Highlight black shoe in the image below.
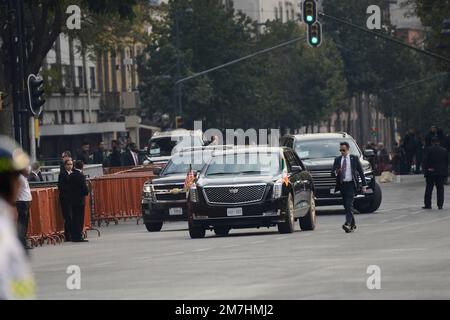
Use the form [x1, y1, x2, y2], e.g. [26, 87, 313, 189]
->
[351, 224, 357, 231]
[422, 206, 432, 210]
[342, 224, 351, 233]
[72, 239, 89, 243]
[438, 207, 443, 210]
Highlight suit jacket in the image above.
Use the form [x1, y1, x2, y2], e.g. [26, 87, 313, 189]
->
[423, 145, 449, 177]
[28, 172, 42, 182]
[57, 170, 71, 200]
[331, 154, 367, 192]
[108, 149, 122, 167]
[122, 149, 139, 166]
[68, 169, 89, 206]
[93, 150, 106, 165]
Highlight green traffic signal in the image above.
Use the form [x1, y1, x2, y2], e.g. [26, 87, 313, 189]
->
[303, 0, 317, 25]
[306, 15, 313, 23]
[307, 22, 322, 48]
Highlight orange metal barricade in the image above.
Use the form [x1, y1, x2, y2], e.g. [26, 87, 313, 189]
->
[90, 172, 155, 226]
[27, 187, 96, 247]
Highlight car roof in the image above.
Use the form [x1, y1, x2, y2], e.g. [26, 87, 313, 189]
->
[285, 132, 353, 141]
[151, 129, 203, 139]
[211, 145, 289, 156]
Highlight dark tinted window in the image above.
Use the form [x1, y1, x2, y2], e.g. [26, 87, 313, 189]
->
[294, 138, 360, 159]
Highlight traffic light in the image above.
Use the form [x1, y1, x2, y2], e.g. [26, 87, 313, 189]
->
[307, 22, 322, 47]
[175, 116, 183, 129]
[302, 0, 318, 25]
[27, 74, 45, 116]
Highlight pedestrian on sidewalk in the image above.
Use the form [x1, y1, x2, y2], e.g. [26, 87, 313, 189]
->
[16, 168, 33, 250]
[0, 135, 35, 299]
[69, 160, 89, 242]
[422, 136, 448, 210]
[332, 142, 367, 233]
[58, 158, 73, 241]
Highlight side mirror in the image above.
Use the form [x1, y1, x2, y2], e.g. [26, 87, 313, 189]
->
[291, 165, 302, 174]
[153, 167, 162, 176]
[363, 149, 375, 158]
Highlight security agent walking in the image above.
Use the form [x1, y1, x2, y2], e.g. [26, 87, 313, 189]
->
[69, 161, 89, 242]
[422, 136, 448, 210]
[332, 142, 368, 233]
[58, 158, 73, 241]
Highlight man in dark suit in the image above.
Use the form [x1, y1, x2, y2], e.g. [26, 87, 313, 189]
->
[76, 141, 91, 165]
[332, 141, 367, 233]
[93, 141, 107, 166]
[107, 140, 122, 167]
[69, 160, 90, 242]
[122, 142, 140, 167]
[28, 162, 43, 182]
[58, 158, 73, 241]
[422, 136, 448, 210]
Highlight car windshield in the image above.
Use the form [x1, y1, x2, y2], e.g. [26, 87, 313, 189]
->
[148, 135, 203, 157]
[205, 152, 281, 177]
[294, 139, 361, 159]
[162, 153, 210, 175]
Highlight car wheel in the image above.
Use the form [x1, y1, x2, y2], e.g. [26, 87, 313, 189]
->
[355, 182, 382, 213]
[278, 193, 295, 234]
[299, 191, 316, 231]
[145, 222, 163, 232]
[189, 221, 206, 239]
[214, 226, 230, 236]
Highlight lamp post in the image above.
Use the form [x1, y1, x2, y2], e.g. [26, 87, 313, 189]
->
[173, 5, 193, 124]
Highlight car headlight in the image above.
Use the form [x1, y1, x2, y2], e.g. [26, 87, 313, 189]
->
[143, 184, 153, 200]
[272, 180, 283, 199]
[190, 184, 198, 202]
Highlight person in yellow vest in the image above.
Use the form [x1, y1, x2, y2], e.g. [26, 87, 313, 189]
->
[0, 135, 36, 299]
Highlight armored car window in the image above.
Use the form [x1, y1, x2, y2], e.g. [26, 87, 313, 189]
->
[294, 139, 360, 159]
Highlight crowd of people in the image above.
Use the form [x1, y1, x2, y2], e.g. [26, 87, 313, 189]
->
[71, 138, 142, 168]
[365, 126, 450, 176]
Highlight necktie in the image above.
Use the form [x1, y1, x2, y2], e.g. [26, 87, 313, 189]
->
[341, 156, 347, 182]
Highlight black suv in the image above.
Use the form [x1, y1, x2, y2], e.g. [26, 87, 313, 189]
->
[141, 147, 227, 232]
[281, 133, 381, 213]
[187, 146, 316, 238]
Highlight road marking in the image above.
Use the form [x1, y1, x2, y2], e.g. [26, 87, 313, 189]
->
[274, 237, 285, 240]
[91, 262, 114, 267]
[249, 240, 266, 245]
[192, 248, 212, 252]
[221, 244, 240, 249]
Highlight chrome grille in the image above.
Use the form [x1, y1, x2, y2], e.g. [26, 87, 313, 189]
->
[310, 170, 335, 188]
[152, 183, 186, 202]
[203, 184, 267, 205]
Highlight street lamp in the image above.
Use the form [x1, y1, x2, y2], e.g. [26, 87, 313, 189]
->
[173, 6, 193, 124]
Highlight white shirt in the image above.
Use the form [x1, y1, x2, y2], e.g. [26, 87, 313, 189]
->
[16, 174, 32, 202]
[0, 198, 36, 299]
[340, 154, 353, 182]
[132, 151, 139, 165]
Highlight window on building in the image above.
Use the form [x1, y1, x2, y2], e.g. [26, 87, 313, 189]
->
[274, 7, 278, 20]
[90, 67, 96, 90]
[77, 66, 84, 89]
[279, 2, 283, 21]
[61, 111, 66, 124]
[63, 65, 72, 88]
[291, 8, 295, 20]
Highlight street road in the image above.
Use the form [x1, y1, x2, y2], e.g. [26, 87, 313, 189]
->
[31, 175, 450, 299]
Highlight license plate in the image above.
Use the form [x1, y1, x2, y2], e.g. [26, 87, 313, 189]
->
[169, 207, 183, 216]
[330, 188, 335, 194]
[227, 208, 243, 217]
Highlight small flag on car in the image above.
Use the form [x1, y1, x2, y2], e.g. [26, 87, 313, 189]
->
[184, 164, 195, 191]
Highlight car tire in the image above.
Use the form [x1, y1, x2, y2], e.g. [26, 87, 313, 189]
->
[145, 222, 163, 232]
[214, 226, 230, 236]
[355, 182, 382, 213]
[299, 191, 316, 231]
[278, 193, 295, 234]
[189, 221, 206, 239]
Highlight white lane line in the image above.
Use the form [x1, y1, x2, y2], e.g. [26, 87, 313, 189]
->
[192, 248, 212, 253]
[91, 262, 114, 267]
[249, 240, 266, 245]
[221, 244, 240, 249]
[275, 237, 285, 240]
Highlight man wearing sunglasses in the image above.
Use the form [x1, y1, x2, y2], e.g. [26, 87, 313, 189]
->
[332, 142, 367, 233]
